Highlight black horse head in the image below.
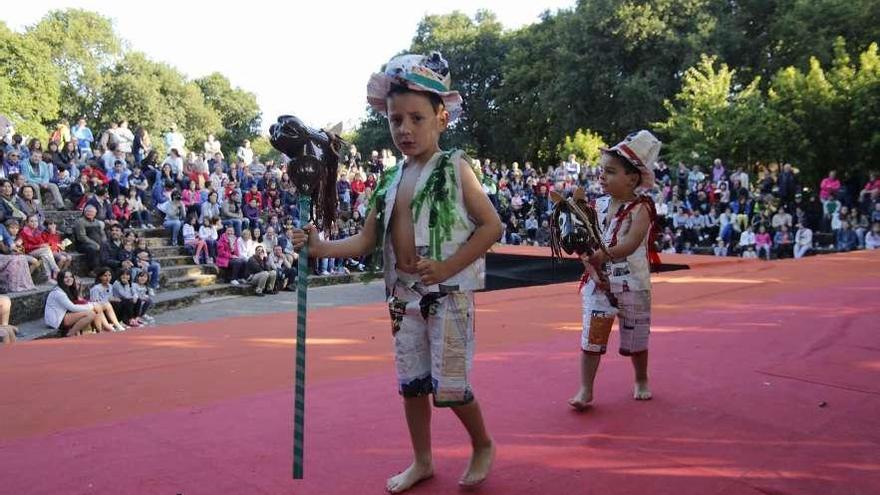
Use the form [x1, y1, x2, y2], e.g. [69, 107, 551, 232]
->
[269, 115, 342, 224]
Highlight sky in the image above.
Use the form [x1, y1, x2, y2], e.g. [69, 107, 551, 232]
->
[6, 0, 576, 133]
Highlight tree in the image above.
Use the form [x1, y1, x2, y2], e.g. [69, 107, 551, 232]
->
[0, 22, 60, 139]
[195, 73, 262, 158]
[26, 9, 121, 121]
[558, 129, 607, 165]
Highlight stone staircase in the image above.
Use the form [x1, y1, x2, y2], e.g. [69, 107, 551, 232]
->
[8, 211, 247, 332]
[8, 209, 372, 337]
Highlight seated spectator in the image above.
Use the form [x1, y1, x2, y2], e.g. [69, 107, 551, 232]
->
[794, 223, 813, 258]
[6, 219, 41, 276]
[183, 214, 209, 264]
[20, 214, 59, 283]
[68, 173, 90, 209]
[86, 186, 117, 227]
[0, 179, 27, 225]
[159, 191, 186, 246]
[42, 219, 72, 273]
[74, 205, 106, 273]
[107, 160, 131, 199]
[21, 150, 65, 209]
[200, 191, 221, 224]
[0, 294, 16, 344]
[217, 225, 247, 284]
[126, 187, 151, 228]
[243, 197, 262, 233]
[133, 237, 161, 291]
[16, 184, 46, 225]
[835, 221, 859, 252]
[200, 217, 219, 261]
[182, 179, 202, 218]
[535, 219, 551, 247]
[80, 158, 110, 187]
[246, 245, 277, 296]
[865, 222, 880, 250]
[88, 267, 128, 331]
[111, 268, 142, 327]
[0, 227, 35, 292]
[111, 195, 132, 228]
[269, 244, 297, 291]
[44, 271, 101, 336]
[222, 190, 248, 237]
[131, 270, 154, 323]
[755, 225, 772, 260]
[737, 226, 757, 253]
[773, 224, 794, 258]
[100, 224, 132, 272]
[713, 239, 728, 257]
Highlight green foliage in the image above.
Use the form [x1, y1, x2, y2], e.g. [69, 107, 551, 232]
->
[558, 129, 607, 165]
[0, 22, 60, 139]
[26, 9, 121, 121]
[353, 110, 395, 157]
[250, 135, 281, 162]
[195, 73, 262, 158]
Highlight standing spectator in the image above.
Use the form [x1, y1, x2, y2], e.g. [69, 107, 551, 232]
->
[236, 139, 254, 165]
[794, 223, 813, 258]
[164, 123, 186, 156]
[115, 120, 135, 154]
[204, 134, 222, 160]
[819, 170, 841, 203]
[22, 151, 65, 209]
[74, 205, 105, 273]
[246, 244, 277, 296]
[72, 118, 95, 158]
[132, 127, 151, 165]
[100, 122, 119, 151]
[777, 163, 798, 206]
[835, 221, 859, 252]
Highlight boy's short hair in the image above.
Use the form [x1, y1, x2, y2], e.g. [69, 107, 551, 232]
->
[387, 83, 445, 114]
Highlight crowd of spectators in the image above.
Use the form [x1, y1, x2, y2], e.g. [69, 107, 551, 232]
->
[2, 114, 878, 334]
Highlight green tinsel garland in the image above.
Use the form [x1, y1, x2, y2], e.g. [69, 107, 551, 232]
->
[365, 151, 464, 274]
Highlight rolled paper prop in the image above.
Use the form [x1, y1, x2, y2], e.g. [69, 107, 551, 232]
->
[269, 115, 342, 479]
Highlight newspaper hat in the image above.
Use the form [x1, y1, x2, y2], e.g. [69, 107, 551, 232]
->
[601, 130, 661, 190]
[367, 52, 463, 122]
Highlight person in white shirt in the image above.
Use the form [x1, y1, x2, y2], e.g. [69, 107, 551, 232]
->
[738, 226, 757, 252]
[115, 120, 135, 153]
[236, 139, 254, 165]
[164, 123, 186, 155]
[794, 223, 813, 258]
[204, 134, 222, 158]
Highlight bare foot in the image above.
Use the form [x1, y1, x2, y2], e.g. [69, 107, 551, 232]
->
[459, 442, 495, 488]
[633, 381, 652, 400]
[568, 387, 593, 411]
[386, 462, 433, 494]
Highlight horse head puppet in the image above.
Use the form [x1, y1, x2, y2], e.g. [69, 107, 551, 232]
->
[548, 188, 609, 261]
[269, 115, 344, 224]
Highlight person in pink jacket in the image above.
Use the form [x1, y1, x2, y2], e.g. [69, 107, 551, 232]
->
[216, 225, 246, 284]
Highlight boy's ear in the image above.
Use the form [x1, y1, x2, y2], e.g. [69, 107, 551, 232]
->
[549, 191, 563, 204]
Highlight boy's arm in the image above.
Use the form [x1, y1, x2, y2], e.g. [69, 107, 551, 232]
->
[591, 203, 651, 263]
[299, 208, 378, 259]
[416, 157, 502, 285]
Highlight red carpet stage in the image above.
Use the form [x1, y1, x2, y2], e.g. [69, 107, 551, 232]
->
[2, 250, 879, 494]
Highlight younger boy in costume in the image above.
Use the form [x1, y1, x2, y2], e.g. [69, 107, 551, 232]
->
[568, 130, 662, 411]
[293, 52, 502, 493]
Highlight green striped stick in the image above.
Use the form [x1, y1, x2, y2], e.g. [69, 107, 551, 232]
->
[292, 195, 311, 479]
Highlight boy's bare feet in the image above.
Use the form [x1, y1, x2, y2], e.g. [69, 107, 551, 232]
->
[386, 462, 434, 494]
[633, 380, 652, 400]
[568, 387, 593, 411]
[459, 442, 494, 488]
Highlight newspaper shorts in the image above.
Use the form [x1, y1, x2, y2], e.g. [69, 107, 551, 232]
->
[388, 280, 475, 407]
[581, 288, 651, 356]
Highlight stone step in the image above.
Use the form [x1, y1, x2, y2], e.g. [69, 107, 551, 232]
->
[144, 237, 171, 248]
[155, 255, 198, 268]
[135, 227, 169, 238]
[162, 274, 220, 291]
[159, 264, 219, 282]
[147, 245, 189, 258]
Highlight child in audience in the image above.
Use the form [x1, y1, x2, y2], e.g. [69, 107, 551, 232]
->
[111, 268, 141, 327]
[183, 214, 208, 264]
[132, 270, 155, 323]
[88, 267, 127, 331]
